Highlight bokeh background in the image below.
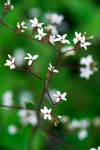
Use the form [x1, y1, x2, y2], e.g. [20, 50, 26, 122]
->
[0, 0, 100, 150]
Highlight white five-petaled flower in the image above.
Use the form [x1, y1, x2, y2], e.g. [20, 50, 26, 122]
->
[48, 63, 59, 73]
[35, 28, 46, 40]
[45, 13, 64, 25]
[80, 67, 94, 79]
[80, 55, 93, 67]
[55, 34, 70, 44]
[90, 146, 100, 150]
[17, 21, 27, 33]
[4, 54, 15, 69]
[41, 106, 52, 120]
[73, 32, 82, 44]
[24, 53, 39, 65]
[30, 17, 44, 28]
[53, 91, 67, 102]
[49, 34, 56, 45]
[80, 36, 91, 50]
[4, 0, 14, 10]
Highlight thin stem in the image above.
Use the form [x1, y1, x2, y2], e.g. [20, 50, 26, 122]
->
[16, 66, 44, 82]
[0, 20, 59, 54]
[41, 127, 76, 150]
[37, 83, 46, 126]
[47, 53, 61, 86]
[0, 104, 36, 111]
[27, 127, 38, 150]
[45, 86, 54, 105]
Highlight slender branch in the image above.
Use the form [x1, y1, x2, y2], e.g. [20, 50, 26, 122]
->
[47, 52, 61, 86]
[45, 86, 54, 105]
[27, 127, 38, 150]
[0, 104, 36, 111]
[37, 83, 46, 126]
[16, 66, 44, 82]
[0, 20, 59, 54]
[41, 127, 76, 150]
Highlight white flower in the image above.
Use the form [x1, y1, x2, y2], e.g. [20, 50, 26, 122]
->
[30, 17, 44, 28]
[45, 25, 58, 35]
[19, 90, 33, 108]
[55, 34, 70, 44]
[4, 54, 15, 69]
[14, 48, 25, 66]
[67, 119, 79, 130]
[18, 110, 38, 126]
[8, 125, 17, 135]
[35, 28, 46, 40]
[41, 106, 52, 120]
[49, 34, 56, 45]
[48, 63, 59, 73]
[4, 0, 14, 10]
[17, 21, 27, 33]
[78, 129, 88, 140]
[53, 91, 67, 102]
[2, 91, 13, 107]
[73, 32, 82, 44]
[80, 67, 94, 79]
[90, 146, 100, 150]
[80, 55, 93, 67]
[24, 53, 39, 65]
[80, 36, 91, 50]
[46, 13, 64, 25]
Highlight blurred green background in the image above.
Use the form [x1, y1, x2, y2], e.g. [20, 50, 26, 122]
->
[0, 0, 100, 150]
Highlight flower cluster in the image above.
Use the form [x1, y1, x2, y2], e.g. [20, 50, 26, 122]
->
[73, 32, 93, 50]
[4, 0, 14, 13]
[79, 55, 97, 79]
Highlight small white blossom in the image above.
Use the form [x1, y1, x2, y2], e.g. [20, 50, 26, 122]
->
[80, 67, 94, 79]
[24, 53, 39, 65]
[46, 13, 64, 25]
[19, 90, 33, 108]
[49, 34, 56, 45]
[2, 91, 13, 107]
[18, 110, 37, 126]
[45, 25, 58, 35]
[4, 54, 15, 69]
[80, 36, 91, 50]
[4, 0, 14, 10]
[80, 55, 93, 67]
[53, 91, 67, 102]
[30, 17, 44, 28]
[17, 21, 27, 33]
[41, 106, 52, 120]
[48, 63, 59, 73]
[78, 129, 88, 140]
[8, 125, 17, 135]
[55, 34, 70, 44]
[67, 119, 79, 130]
[35, 28, 46, 40]
[73, 32, 82, 44]
[14, 48, 25, 66]
[90, 146, 100, 150]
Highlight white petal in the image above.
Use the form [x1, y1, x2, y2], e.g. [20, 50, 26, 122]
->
[28, 60, 33, 65]
[33, 55, 39, 60]
[48, 114, 51, 120]
[57, 91, 61, 96]
[41, 109, 45, 114]
[44, 114, 48, 120]
[56, 98, 60, 102]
